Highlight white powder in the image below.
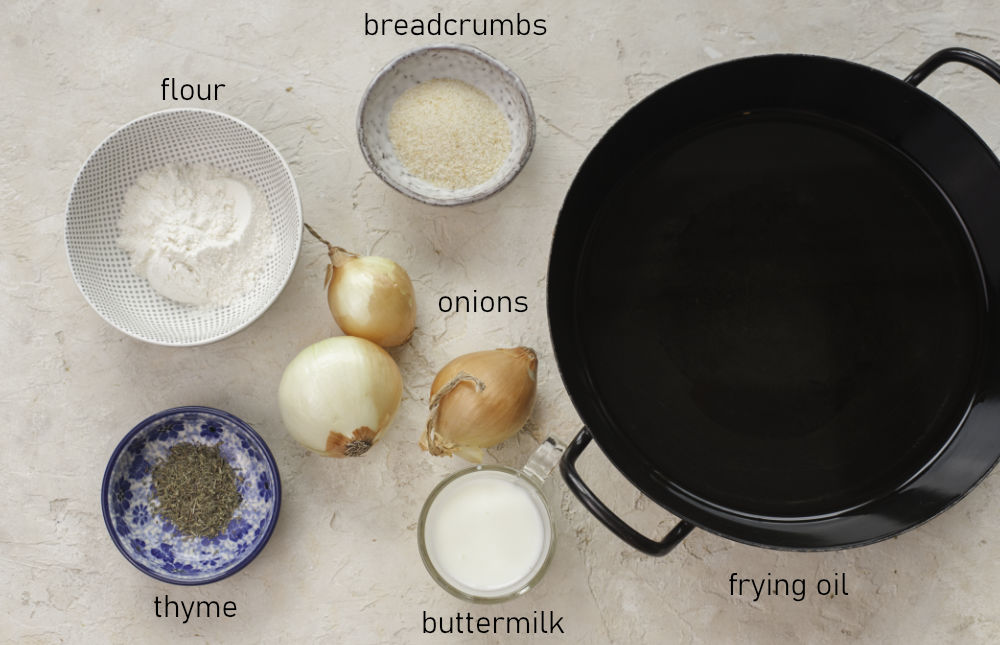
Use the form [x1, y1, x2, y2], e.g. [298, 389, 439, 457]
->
[387, 78, 511, 190]
[117, 163, 275, 306]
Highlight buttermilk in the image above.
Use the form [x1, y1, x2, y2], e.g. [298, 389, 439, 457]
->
[422, 610, 564, 635]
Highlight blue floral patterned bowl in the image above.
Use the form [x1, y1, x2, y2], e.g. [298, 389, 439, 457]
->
[101, 406, 281, 585]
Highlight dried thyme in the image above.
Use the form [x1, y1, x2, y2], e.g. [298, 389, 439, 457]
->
[151, 442, 242, 538]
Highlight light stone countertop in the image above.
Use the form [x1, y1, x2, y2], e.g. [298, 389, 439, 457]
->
[4, 1, 1000, 643]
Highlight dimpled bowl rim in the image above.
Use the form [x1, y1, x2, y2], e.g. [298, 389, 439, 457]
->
[100, 406, 282, 585]
[357, 43, 536, 206]
[64, 108, 303, 347]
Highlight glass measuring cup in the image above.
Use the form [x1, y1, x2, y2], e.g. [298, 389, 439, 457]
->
[417, 437, 565, 603]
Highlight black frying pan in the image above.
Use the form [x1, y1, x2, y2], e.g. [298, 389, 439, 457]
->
[548, 48, 1000, 554]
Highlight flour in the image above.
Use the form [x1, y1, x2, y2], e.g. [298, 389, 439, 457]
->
[117, 163, 275, 306]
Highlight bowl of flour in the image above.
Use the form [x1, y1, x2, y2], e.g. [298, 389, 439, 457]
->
[66, 109, 302, 345]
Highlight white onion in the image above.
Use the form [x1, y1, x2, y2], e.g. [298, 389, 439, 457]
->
[278, 336, 402, 457]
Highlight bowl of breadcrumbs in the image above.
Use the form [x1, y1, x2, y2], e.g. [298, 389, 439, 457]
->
[358, 43, 535, 206]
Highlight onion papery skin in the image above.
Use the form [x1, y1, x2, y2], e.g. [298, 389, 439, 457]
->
[421, 347, 538, 462]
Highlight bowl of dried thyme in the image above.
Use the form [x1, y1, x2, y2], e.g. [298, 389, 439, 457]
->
[101, 406, 281, 585]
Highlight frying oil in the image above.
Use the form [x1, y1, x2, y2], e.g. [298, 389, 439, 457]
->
[424, 470, 549, 595]
[581, 111, 982, 516]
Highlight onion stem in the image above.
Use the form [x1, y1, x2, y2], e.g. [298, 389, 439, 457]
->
[303, 222, 358, 267]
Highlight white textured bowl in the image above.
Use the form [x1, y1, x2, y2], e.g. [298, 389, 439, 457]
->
[65, 109, 302, 346]
[358, 44, 536, 206]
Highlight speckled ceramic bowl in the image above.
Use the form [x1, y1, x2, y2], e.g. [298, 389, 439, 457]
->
[101, 406, 281, 585]
[65, 108, 302, 346]
[358, 44, 536, 206]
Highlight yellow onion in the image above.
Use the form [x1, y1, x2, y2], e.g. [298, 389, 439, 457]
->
[305, 223, 416, 347]
[420, 347, 538, 462]
[278, 336, 402, 457]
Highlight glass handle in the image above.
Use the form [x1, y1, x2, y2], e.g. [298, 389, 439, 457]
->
[521, 436, 566, 487]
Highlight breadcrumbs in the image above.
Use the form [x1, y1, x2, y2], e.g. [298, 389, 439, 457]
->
[387, 78, 511, 190]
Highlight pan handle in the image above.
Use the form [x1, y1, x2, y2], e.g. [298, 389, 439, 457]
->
[905, 47, 1000, 87]
[560, 427, 695, 556]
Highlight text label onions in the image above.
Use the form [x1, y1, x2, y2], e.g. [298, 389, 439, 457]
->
[279, 336, 403, 457]
[420, 347, 537, 462]
[305, 223, 416, 347]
